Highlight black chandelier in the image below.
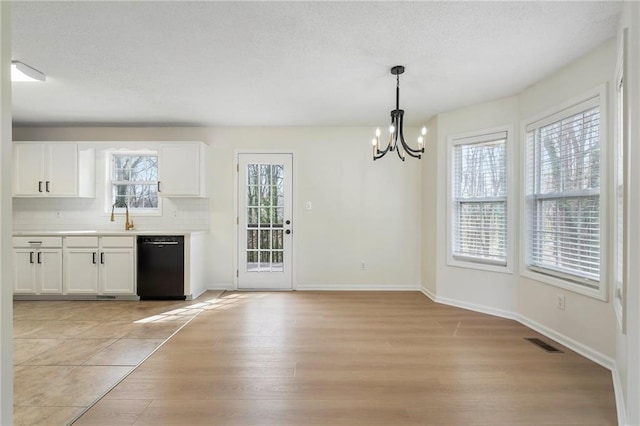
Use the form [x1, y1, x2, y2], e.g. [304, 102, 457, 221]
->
[372, 65, 426, 161]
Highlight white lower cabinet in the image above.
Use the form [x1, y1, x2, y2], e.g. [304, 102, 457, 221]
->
[100, 248, 135, 294]
[13, 237, 63, 295]
[64, 236, 135, 296]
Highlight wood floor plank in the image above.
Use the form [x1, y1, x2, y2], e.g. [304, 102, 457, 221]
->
[76, 291, 618, 425]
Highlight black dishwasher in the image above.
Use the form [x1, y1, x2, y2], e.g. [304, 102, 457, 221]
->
[137, 236, 186, 300]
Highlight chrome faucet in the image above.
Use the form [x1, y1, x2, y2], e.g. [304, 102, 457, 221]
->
[110, 202, 134, 230]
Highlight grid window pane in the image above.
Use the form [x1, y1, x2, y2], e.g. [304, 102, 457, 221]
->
[526, 103, 601, 286]
[245, 162, 287, 273]
[247, 230, 258, 250]
[111, 154, 158, 210]
[247, 208, 258, 228]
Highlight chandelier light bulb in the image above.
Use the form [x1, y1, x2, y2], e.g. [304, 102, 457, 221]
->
[389, 125, 395, 134]
[421, 126, 427, 136]
[371, 138, 377, 146]
[418, 136, 424, 145]
[375, 128, 381, 137]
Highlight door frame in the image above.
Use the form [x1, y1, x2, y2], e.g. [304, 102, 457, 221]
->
[233, 150, 297, 290]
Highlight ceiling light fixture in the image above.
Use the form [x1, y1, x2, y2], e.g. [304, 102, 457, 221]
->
[372, 65, 426, 161]
[11, 61, 46, 82]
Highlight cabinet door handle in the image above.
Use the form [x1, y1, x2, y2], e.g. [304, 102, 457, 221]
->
[157, 181, 161, 192]
[100, 252, 105, 264]
[37, 252, 42, 264]
[38, 181, 43, 193]
[45, 181, 50, 192]
[92, 252, 97, 264]
[29, 252, 34, 264]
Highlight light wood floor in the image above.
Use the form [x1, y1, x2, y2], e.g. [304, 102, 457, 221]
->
[74, 291, 617, 426]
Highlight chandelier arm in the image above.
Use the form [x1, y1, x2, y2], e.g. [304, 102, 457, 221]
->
[396, 143, 405, 161]
[398, 119, 425, 155]
[401, 139, 425, 154]
[402, 148, 422, 159]
[376, 142, 392, 157]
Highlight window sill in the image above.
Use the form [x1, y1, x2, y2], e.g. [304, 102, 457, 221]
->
[447, 257, 512, 274]
[520, 268, 607, 301]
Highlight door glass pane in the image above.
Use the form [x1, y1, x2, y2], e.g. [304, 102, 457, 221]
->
[247, 251, 258, 272]
[247, 164, 258, 185]
[260, 186, 271, 207]
[247, 230, 258, 250]
[260, 251, 271, 271]
[273, 230, 283, 249]
[260, 208, 271, 226]
[247, 186, 258, 207]
[260, 164, 271, 186]
[272, 251, 284, 272]
[245, 161, 287, 274]
[272, 208, 283, 226]
[260, 230, 271, 250]
[247, 208, 258, 228]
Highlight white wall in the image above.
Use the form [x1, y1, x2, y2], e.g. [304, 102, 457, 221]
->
[207, 127, 421, 290]
[12, 126, 422, 291]
[424, 40, 618, 365]
[0, 2, 12, 423]
[517, 40, 617, 360]
[429, 96, 520, 316]
[421, 116, 438, 297]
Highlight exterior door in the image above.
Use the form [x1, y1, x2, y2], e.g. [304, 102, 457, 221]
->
[238, 153, 293, 289]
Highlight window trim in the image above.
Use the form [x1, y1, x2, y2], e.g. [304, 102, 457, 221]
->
[519, 85, 608, 301]
[105, 150, 162, 216]
[446, 125, 514, 274]
[613, 29, 627, 331]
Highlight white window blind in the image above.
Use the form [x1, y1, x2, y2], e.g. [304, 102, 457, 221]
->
[452, 132, 507, 266]
[525, 100, 601, 287]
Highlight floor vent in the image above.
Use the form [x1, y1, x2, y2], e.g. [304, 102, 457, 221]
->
[97, 295, 117, 299]
[524, 337, 563, 353]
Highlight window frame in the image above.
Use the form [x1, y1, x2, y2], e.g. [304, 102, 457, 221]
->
[446, 125, 514, 274]
[613, 29, 627, 330]
[105, 150, 162, 216]
[520, 85, 608, 301]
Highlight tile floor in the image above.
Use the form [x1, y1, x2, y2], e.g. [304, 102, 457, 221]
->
[13, 291, 224, 426]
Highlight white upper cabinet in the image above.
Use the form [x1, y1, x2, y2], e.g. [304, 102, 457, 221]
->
[13, 142, 95, 197]
[158, 142, 207, 197]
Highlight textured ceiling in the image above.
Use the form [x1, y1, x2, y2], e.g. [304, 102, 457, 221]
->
[11, 1, 622, 127]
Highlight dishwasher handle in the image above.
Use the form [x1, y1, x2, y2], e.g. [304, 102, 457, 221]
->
[142, 241, 180, 245]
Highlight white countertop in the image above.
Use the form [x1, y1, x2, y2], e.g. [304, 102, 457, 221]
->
[13, 230, 207, 236]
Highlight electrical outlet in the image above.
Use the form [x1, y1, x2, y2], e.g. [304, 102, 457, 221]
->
[557, 295, 565, 311]
[172, 210, 178, 218]
[360, 262, 366, 270]
[305, 201, 313, 210]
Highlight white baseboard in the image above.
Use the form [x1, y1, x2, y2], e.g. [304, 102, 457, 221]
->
[420, 286, 437, 301]
[207, 284, 234, 291]
[612, 365, 628, 426]
[419, 288, 615, 370]
[516, 314, 615, 370]
[296, 283, 419, 291]
[420, 288, 516, 320]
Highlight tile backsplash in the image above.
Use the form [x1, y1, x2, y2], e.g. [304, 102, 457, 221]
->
[13, 197, 209, 231]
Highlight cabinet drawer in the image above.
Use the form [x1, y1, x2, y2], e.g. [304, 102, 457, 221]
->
[13, 236, 62, 248]
[65, 236, 99, 247]
[101, 236, 135, 248]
